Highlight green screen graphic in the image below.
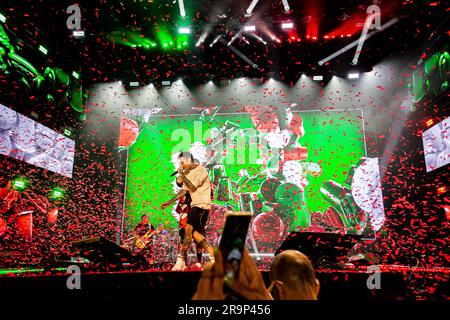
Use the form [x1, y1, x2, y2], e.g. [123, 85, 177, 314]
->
[123, 110, 368, 250]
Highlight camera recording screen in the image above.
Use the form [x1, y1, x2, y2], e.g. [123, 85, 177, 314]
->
[220, 214, 252, 281]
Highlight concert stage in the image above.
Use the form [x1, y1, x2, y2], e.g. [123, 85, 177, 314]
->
[0, 266, 448, 300]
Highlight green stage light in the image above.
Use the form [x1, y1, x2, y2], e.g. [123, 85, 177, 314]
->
[178, 27, 191, 34]
[12, 177, 28, 191]
[0, 13, 6, 23]
[51, 188, 66, 200]
[163, 43, 168, 47]
[63, 128, 73, 137]
[38, 45, 48, 55]
[151, 42, 157, 47]
[72, 71, 80, 79]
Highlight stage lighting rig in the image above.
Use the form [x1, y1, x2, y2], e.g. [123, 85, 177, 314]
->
[245, 0, 260, 17]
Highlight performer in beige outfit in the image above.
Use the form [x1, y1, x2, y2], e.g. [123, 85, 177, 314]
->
[161, 152, 215, 271]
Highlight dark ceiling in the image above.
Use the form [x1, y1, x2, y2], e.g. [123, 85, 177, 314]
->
[0, 0, 448, 87]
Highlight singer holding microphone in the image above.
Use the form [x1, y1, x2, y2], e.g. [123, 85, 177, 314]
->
[161, 152, 215, 271]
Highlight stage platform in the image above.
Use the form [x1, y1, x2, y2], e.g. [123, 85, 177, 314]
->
[0, 266, 448, 300]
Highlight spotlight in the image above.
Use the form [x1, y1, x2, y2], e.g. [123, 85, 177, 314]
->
[281, 0, 291, 12]
[281, 22, 294, 29]
[129, 81, 139, 87]
[246, 32, 267, 45]
[50, 188, 66, 201]
[228, 32, 241, 46]
[178, 0, 186, 18]
[245, 0, 260, 17]
[162, 80, 171, 86]
[437, 186, 447, 195]
[72, 71, 80, 80]
[208, 80, 213, 85]
[444, 205, 450, 222]
[0, 12, 6, 23]
[72, 30, 85, 38]
[426, 119, 434, 127]
[269, 78, 274, 83]
[217, 8, 227, 19]
[196, 32, 208, 47]
[38, 45, 48, 55]
[179, 27, 191, 34]
[348, 72, 359, 79]
[210, 35, 221, 47]
[244, 25, 256, 32]
[12, 177, 28, 191]
[63, 128, 73, 137]
[313, 75, 323, 81]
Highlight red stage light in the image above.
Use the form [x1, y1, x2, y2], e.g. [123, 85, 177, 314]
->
[426, 119, 434, 127]
[437, 186, 447, 194]
[444, 205, 450, 221]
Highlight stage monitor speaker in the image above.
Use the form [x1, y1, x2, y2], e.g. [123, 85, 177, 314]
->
[72, 236, 148, 270]
[275, 232, 362, 267]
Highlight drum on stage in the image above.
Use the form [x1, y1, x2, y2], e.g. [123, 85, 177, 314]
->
[259, 178, 281, 203]
[275, 182, 308, 229]
[210, 164, 226, 187]
[238, 192, 263, 216]
[216, 177, 233, 202]
[275, 182, 304, 209]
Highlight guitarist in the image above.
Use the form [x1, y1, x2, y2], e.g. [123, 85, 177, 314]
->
[133, 214, 155, 262]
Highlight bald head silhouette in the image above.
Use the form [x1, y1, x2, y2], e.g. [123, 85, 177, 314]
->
[270, 250, 320, 300]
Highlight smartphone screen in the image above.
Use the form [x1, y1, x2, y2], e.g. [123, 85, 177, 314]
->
[219, 212, 252, 286]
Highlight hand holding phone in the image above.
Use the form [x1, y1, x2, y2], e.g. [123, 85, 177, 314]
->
[219, 212, 252, 289]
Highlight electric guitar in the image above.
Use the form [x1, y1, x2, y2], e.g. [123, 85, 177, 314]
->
[134, 229, 157, 250]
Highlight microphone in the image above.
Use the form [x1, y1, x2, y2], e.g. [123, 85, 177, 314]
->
[170, 171, 178, 177]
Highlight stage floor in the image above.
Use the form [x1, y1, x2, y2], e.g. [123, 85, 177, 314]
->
[0, 266, 448, 300]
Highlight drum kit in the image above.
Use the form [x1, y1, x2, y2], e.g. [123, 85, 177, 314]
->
[208, 161, 311, 256]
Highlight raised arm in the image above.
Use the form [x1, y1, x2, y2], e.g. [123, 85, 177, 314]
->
[161, 189, 188, 209]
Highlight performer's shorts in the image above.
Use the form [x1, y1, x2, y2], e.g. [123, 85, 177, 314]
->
[187, 206, 209, 234]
